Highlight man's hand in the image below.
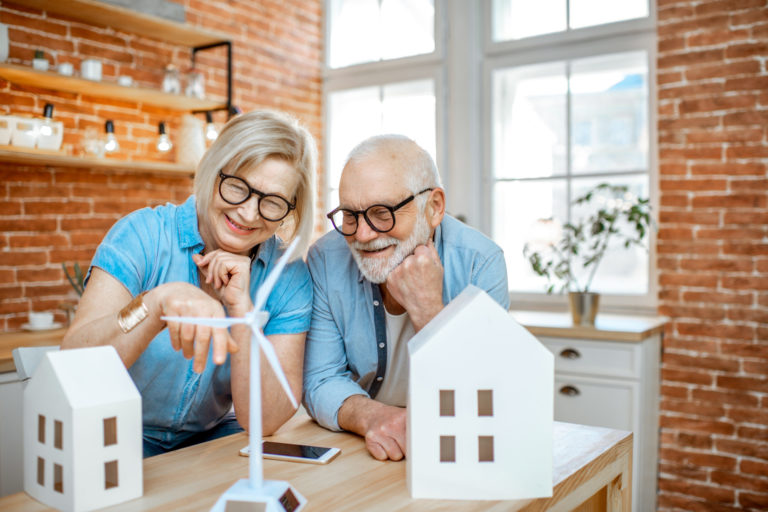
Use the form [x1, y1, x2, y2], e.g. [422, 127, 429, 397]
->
[338, 395, 407, 461]
[386, 239, 443, 331]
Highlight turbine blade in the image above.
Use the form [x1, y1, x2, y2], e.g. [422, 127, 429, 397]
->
[161, 315, 243, 328]
[254, 329, 298, 410]
[253, 237, 301, 312]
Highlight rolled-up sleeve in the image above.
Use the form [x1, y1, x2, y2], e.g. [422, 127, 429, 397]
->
[302, 244, 368, 431]
[472, 248, 510, 310]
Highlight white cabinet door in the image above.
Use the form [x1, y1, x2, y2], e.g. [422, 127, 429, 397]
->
[553, 375, 639, 433]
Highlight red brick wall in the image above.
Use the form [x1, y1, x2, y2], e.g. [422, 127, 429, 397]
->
[0, 0, 323, 330]
[657, 1, 768, 510]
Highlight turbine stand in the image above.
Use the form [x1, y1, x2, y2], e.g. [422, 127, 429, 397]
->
[210, 479, 307, 512]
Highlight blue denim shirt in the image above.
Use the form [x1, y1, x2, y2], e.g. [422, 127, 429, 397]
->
[303, 215, 509, 431]
[88, 195, 312, 444]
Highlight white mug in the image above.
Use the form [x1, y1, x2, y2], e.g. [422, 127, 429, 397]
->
[81, 59, 102, 81]
[11, 117, 39, 148]
[58, 62, 74, 76]
[28, 311, 54, 328]
[0, 115, 14, 145]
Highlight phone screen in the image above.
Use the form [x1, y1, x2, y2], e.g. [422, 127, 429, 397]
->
[263, 441, 331, 459]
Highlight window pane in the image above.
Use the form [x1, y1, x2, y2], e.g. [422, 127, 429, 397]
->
[382, 80, 436, 162]
[570, 175, 650, 294]
[493, 179, 567, 293]
[329, 0, 434, 68]
[54, 420, 62, 450]
[439, 390, 455, 416]
[479, 436, 495, 462]
[571, 52, 648, 174]
[478, 390, 494, 416]
[492, 0, 565, 41]
[570, 0, 649, 29]
[440, 435, 456, 462]
[493, 63, 567, 179]
[104, 417, 117, 446]
[381, 0, 435, 61]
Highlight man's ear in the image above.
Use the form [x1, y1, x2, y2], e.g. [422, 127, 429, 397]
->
[425, 188, 446, 229]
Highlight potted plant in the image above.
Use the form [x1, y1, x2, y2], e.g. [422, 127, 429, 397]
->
[523, 183, 653, 325]
[60, 262, 85, 325]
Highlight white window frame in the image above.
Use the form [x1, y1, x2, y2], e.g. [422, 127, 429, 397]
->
[481, 1, 658, 314]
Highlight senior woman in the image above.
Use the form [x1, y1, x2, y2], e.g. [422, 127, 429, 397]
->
[62, 110, 317, 457]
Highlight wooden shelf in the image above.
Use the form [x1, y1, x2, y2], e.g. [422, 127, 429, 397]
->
[0, 63, 225, 111]
[0, 146, 195, 176]
[19, 0, 230, 47]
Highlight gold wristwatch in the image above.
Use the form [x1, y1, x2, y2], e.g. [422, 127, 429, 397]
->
[117, 291, 149, 333]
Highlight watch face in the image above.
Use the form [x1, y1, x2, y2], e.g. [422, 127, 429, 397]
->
[278, 488, 300, 512]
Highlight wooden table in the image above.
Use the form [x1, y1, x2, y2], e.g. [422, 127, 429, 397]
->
[0, 328, 66, 372]
[0, 412, 632, 511]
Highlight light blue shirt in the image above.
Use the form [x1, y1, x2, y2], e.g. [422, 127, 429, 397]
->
[303, 215, 510, 431]
[88, 195, 312, 444]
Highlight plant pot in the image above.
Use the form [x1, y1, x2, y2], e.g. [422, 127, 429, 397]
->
[568, 291, 600, 326]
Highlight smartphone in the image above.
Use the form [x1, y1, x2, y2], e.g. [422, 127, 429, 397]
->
[239, 441, 341, 465]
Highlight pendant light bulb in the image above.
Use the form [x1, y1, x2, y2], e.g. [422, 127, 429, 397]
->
[204, 111, 218, 141]
[104, 120, 119, 154]
[156, 121, 173, 153]
[39, 103, 55, 137]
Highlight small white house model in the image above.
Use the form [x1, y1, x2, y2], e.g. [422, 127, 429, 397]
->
[407, 285, 554, 500]
[23, 345, 142, 512]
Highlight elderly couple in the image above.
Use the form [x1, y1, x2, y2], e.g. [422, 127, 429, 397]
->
[63, 110, 509, 460]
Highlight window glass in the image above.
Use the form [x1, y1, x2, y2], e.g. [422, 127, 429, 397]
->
[329, 0, 434, 68]
[492, 0, 565, 41]
[493, 62, 567, 179]
[571, 52, 648, 174]
[492, 0, 649, 41]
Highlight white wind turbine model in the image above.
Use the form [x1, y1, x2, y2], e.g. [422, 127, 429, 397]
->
[163, 238, 306, 512]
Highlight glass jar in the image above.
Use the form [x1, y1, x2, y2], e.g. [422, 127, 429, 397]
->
[162, 64, 181, 94]
[185, 68, 205, 99]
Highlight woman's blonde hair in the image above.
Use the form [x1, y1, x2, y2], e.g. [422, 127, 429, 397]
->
[194, 110, 317, 258]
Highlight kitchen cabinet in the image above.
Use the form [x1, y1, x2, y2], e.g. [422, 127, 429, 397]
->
[513, 310, 666, 512]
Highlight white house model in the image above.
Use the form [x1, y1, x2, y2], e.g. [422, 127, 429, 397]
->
[23, 345, 142, 512]
[407, 285, 554, 500]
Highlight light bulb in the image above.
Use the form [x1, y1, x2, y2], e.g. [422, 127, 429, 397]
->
[104, 120, 119, 154]
[39, 103, 54, 137]
[156, 121, 173, 152]
[204, 111, 218, 141]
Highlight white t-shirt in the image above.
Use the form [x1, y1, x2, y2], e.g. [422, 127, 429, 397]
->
[374, 309, 416, 407]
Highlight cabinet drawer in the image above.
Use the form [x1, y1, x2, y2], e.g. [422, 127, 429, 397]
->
[553, 375, 638, 432]
[539, 336, 641, 379]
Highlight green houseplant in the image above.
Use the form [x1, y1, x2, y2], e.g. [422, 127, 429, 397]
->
[523, 183, 653, 325]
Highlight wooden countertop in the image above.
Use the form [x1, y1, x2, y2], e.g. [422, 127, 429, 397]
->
[512, 310, 667, 342]
[0, 412, 633, 511]
[0, 328, 66, 373]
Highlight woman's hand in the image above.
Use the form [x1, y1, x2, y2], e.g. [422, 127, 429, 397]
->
[193, 250, 253, 315]
[156, 282, 239, 373]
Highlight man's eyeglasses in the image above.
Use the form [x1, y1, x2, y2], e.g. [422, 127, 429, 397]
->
[218, 170, 295, 222]
[327, 188, 434, 236]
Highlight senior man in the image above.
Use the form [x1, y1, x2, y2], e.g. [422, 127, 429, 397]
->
[303, 134, 509, 461]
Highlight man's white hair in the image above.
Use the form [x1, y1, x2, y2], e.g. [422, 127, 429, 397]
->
[345, 134, 442, 206]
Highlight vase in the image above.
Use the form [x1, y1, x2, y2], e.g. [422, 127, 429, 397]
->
[568, 291, 600, 326]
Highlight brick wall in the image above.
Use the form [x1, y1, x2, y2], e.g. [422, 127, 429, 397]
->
[657, 1, 768, 510]
[0, 0, 323, 330]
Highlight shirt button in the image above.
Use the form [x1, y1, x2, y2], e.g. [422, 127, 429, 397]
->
[376, 376, 383, 381]
[378, 343, 385, 348]
[373, 300, 380, 306]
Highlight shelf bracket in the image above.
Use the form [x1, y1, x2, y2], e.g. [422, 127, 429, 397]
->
[191, 40, 235, 118]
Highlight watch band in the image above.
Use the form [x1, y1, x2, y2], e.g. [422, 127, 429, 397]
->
[117, 291, 149, 334]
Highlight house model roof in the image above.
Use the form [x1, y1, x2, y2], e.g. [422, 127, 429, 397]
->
[35, 346, 140, 409]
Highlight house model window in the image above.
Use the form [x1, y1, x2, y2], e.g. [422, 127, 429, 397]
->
[105, 461, 119, 489]
[440, 436, 456, 463]
[37, 457, 44, 486]
[478, 390, 493, 416]
[38, 414, 45, 444]
[54, 464, 63, 493]
[104, 417, 117, 446]
[439, 390, 455, 416]
[54, 420, 63, 450]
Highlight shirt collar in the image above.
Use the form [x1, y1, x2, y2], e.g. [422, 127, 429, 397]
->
[178, 195, 205, 251]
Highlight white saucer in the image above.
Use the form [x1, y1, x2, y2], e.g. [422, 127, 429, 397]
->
[21, 322, 63, 331]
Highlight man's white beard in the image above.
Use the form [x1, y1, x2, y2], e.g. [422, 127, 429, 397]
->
[350, 214, 432, 284]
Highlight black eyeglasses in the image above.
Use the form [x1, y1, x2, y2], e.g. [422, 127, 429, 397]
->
[218, 170, 295, 222]
[327, 188, 434, 236]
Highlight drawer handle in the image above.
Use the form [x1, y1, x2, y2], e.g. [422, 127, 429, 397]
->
[559, 385, 580, 397]
[560, 348, 581, 359]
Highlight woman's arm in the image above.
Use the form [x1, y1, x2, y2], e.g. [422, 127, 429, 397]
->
[230, 331, 305, 435]
[62, 267, 236, 372]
